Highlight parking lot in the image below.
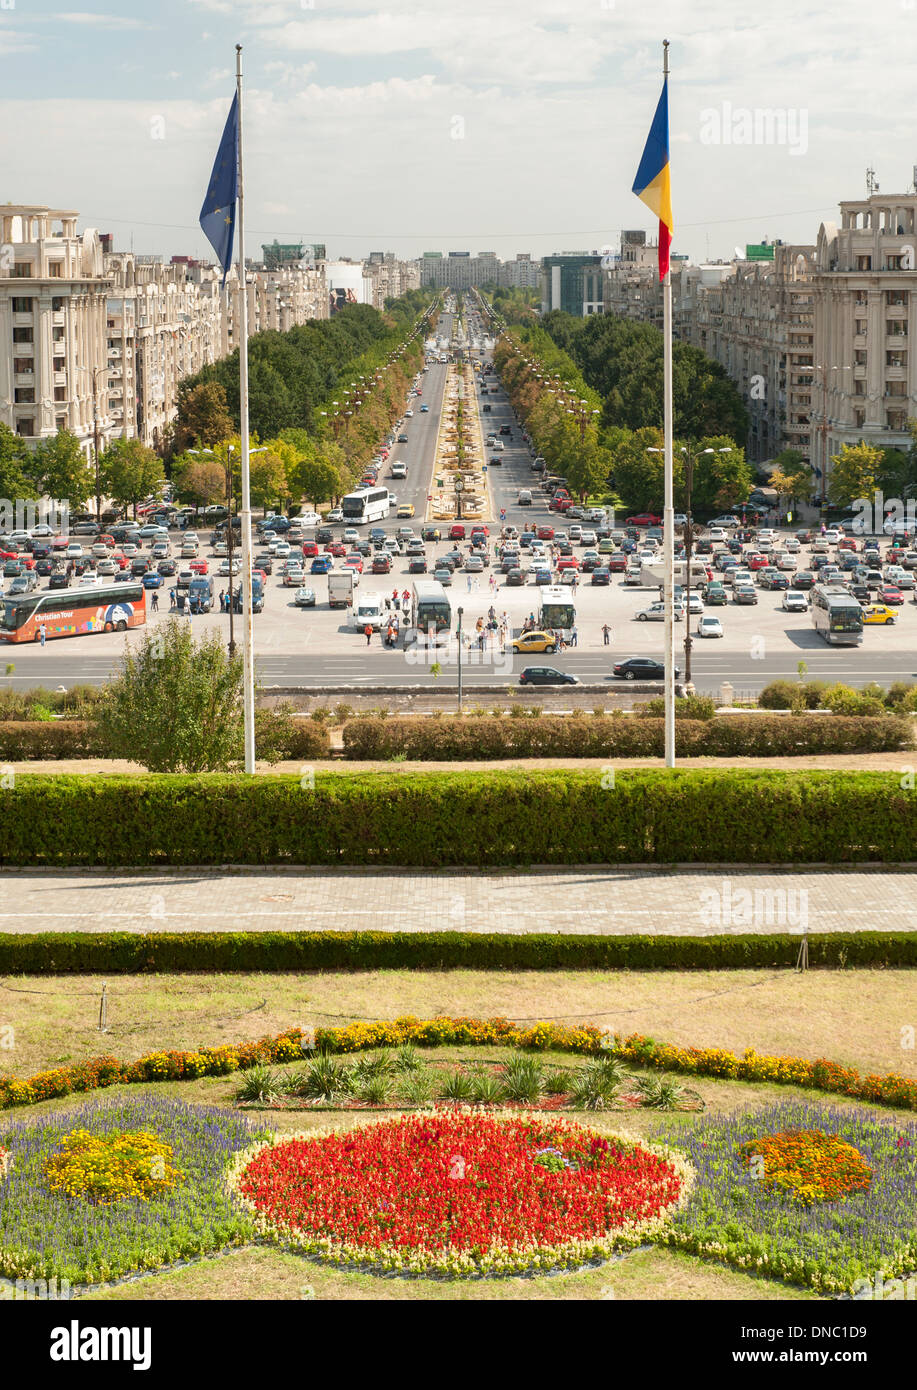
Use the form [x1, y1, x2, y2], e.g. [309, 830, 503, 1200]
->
[4, 304, 917, 696]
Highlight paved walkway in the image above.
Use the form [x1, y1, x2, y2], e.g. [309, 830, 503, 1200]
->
[0, 867, 914, 935]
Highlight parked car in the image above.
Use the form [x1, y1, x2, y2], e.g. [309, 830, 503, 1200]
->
[782, 590, 809, 612]
[294, 587, 316, 608]
[697, 616, 723, 637]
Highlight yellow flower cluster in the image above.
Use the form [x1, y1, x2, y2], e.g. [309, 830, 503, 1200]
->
[44, 1129, 183, 1207]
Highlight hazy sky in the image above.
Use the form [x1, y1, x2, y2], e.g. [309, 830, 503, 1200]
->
[1, 0, 914, 265]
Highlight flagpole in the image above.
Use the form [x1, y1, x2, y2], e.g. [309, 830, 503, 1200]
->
[235, 43, 256, 774]
[662, 38, 675, 769]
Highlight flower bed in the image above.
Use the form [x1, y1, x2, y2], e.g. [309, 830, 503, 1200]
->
[0, 1097, 265, 1285]
[662, 1103, 917, 1294]
[230, 1111, 693, 1276]
[0, 1018, 914, 1115]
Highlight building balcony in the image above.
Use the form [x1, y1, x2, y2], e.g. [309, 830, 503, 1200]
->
[854, 334, 867, 348]
[52, 311, 65, 327]
[53, 371, 67, 387]
[13, 371, 34, 386]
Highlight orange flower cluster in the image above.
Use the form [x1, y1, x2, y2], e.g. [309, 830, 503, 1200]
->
[740, 1129, 873, 1205]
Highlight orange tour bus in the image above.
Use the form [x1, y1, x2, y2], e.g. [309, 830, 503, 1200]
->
[0, 583, 147, 643]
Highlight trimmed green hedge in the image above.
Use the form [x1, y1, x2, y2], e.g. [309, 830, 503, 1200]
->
[1, 770, 916, 865]
[0, 930, 913, 973]
[0, 717, 331, 762]
[341, 715, 912, 759]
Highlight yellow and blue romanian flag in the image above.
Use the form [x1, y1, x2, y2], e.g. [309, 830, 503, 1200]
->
[632, 77, 673, 281]
[200, 93, 239, 287]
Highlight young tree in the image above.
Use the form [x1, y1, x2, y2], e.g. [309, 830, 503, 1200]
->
[0, 422, 31, 505]
[171, 453, 225, 509]
[173, 380, 234, 451]
[768, 448, 811, 503]
[93, 620, 245, 772]
[98, 438, 165, 518]
[828, 442, 884, 508]
[30, 430, 95, 512]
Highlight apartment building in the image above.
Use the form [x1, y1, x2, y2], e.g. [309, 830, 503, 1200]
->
[0, 205, 330, 456]
[0, 205, 111, 452]
[420, 251, 540, 291]
[361, 253, 421, 309]
[812, 193, 917, 488]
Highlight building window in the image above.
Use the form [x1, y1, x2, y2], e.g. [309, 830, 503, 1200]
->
[854, 380, 866, 396]
[10, 263, 32, 278]
[12, 327, 33, 343]
[886, 290, 908, 305]
[56, 415, 67, 430]
[856, 255, 872, 271]
[14, 387, 35, 404]
[52, 326, 64, 342]
[854, 349, 867, 366]
[886, 381, 906, 396]
[53, 357, 65, 372]
[888, 411, 907, 430]
[51, 297, 64, 312]
[13, 357, 33, 374]
[47, 262, 63, 278]
[855, 320, 867, 336]
[53, 386, 67, 402]
[15, 419, 35, 437]
[11, 297, 33, 313]
[854, 409, 865, 428]
[886, 350, 907, 367]
[887, 320, 908, 336]
[886, 255, 906, 270]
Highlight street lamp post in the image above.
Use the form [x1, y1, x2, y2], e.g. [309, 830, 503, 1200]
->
[457, 605, 464, 712]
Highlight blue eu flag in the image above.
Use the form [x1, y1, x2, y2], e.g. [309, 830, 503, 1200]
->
[199, 93, 239, 287]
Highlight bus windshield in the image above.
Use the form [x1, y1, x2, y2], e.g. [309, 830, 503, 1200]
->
[0, 597, 36, 631]
[830, 607, 863, 631]
[541, 600, 575, 630]
[416, 599, 451, 632]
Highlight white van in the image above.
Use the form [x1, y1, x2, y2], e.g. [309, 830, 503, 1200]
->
[390, 461, 408, 479]
[518, 489, 532, 506]
[353, 591, 386, 632]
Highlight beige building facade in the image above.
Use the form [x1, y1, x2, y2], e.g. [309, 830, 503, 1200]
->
[0, 204, 331, 456]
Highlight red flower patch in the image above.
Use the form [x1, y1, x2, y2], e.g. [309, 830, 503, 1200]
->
[234, 1112, 687, 1274]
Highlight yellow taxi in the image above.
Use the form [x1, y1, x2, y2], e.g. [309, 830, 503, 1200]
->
[511, 629, 561, 654]
[861, 603, 898, 625]
[396, 503, 415, 519]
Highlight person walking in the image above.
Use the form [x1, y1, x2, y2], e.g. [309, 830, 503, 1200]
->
[602, 622, 611, 646]
[570, 624, 578, 648]
[151, 591, 159, 612]
[169, 588, 176, 610]
[39, 623, 47, 648]
[364, 623, 373, 646]
[402, 588, 410, 608]
[218, 588, 225, 611]
[392, 588, 400, 611]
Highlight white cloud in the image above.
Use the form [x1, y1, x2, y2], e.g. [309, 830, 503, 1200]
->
[52, 12, 155, 30]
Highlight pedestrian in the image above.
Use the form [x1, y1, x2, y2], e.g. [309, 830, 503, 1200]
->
[392, 588, 400, 611]
[169, 588, 176, 610]
[219, 588, 225, 610]
[365, 624, 373, 646]
[39, 622, 47, 647]
[467, 573, 472, 592]
[570, 624, 578, 648]
[151, 591, 159, 612]
[402, 589, 410, 607]
[602, 623, 611, 646]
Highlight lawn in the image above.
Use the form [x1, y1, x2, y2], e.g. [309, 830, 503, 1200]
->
[0, 968, 913, 1082]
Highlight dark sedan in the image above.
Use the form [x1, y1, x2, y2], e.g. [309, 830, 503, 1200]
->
[613, 657, 682, 681]
[505, 568, 526, 586]
[590, 567, 611, 585]
[408, 557, 428, 573]
[518, 667, 581, 686]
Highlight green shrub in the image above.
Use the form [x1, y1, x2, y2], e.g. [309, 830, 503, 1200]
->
[636, 695, 716, 721]
[439, 1069, 476, 1102]
[470, 1072, 506, 1106]
[800, 681, 831, 710]
[570, 1060, 623, 1111]
[340, 715, 911, 760]
[821, 684, 885, 717]
[292, 1053, 352, 1101]
[885, 682, 916, 710]
[234, 1064, 288, 1103]
[758, 679, 804, 710]
[1, 928, 912, 973]
[0, 721, 104, 760]
[501, 1055, 544, 1103]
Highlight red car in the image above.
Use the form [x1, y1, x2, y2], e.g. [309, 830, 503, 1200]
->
[302, 541, 319, 557]
[327, 541, 347, 557]
[0, 548, 17, 562]
[626, 513, 662, 526]
[537, 525, 555, 540]
[343, 554, 364, 573]
[747, 554, 769, 570]
[556, 555, 581, 570]
[449, 524, 466, 540]
[111, 552, 128, 570]
[606, 554, 628, 572]
[469, 525, 490, 537]
[189, 559, 209, 575]
[879, 585, 904, 605]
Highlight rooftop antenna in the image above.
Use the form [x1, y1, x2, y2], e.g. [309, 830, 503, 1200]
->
[866, 167, 879, 196]
[912, 166, 917, 195]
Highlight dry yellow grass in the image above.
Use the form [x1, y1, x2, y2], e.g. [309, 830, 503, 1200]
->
[82, 1245, 817, 1302]
[0, 968, 912, 1081]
